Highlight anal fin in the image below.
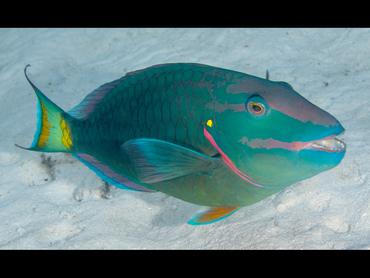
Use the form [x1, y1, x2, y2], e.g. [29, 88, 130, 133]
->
[188, 206, 240, 225]
[73, 153, 155, 192]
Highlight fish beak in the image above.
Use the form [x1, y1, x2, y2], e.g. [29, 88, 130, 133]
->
[303, 131, 346, 153]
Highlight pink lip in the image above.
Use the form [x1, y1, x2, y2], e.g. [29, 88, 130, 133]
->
[302, 132, 346, 153]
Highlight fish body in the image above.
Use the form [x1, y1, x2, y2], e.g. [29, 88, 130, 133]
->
[18, 63, 346, 224]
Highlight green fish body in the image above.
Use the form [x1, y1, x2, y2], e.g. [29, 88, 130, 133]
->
[18, 63, 346, 224]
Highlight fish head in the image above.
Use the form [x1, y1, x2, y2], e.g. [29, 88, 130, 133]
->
[204, 74, 346, 189]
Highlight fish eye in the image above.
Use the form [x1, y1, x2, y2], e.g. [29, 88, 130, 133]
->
[248, 102, 265, 115]
[246, 95, 267, 117]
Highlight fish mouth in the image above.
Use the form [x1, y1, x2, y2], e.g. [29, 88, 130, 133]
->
[304, 132, 346, 153]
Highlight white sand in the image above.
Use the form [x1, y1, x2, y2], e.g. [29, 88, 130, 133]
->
[0, 28, 368, 249]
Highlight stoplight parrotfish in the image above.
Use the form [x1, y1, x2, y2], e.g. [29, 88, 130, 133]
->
[17, 63, 346, 225]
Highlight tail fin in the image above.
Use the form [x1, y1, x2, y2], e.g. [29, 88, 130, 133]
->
[16, 65, 74, 153]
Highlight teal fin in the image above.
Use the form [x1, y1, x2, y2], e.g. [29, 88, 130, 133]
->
[121, 139, 222, 183]
[188, 206, 240, 225]
[73, 153, 155, 192]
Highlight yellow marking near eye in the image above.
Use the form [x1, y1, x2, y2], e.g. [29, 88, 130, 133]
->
[206, 119, 213, 128]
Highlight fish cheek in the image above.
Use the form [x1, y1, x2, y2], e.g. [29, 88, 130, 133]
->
[237, 147, 304, 185]
[243, 147, 343, 185]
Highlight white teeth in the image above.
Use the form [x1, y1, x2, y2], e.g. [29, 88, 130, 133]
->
[311, 137, 346, 152]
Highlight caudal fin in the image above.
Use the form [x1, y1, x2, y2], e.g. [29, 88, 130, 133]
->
[16, 65, 74, 153]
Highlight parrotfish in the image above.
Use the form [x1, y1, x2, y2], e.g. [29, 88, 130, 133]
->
[17, 63, 346, 225]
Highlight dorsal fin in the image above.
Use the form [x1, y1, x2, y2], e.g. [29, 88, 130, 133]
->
[67, 65, 173, 120]
[67, 77, 125, 120]
[67, 63, 209, 120]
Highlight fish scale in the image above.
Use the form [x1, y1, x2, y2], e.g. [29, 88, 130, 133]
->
[71, 66, 215, 171]
[90, 66, 215, 153]
[19, 63, 346, 225]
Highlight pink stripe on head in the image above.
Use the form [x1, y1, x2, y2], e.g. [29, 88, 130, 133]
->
[226, 78, 340, 128]
[238, 137, 308, 151]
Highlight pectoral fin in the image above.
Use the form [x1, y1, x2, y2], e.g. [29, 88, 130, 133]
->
[121, 139, 222, 183]
[188, 206, 240, 225]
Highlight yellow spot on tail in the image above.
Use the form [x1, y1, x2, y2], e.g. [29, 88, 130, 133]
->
[38, 102, 52, 147]
[206, 119, 213, 128]
[60, 117, 73, 150]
